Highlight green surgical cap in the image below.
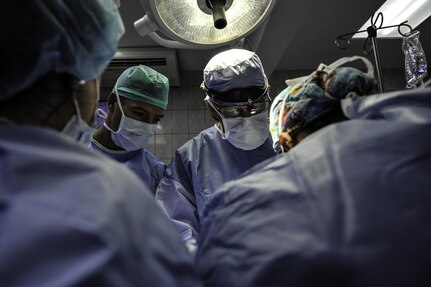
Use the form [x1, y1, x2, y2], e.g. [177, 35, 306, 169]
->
[115, 65, 169, 110]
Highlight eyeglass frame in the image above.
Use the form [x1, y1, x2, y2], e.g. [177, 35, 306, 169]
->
[205, 87, 272, 118]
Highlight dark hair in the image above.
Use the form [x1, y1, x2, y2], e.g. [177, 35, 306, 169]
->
[295, 104, 348, 140]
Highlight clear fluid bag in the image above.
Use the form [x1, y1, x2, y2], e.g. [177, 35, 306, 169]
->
[402, 30, 428, 89]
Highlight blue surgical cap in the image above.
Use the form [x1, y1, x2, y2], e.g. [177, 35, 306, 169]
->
[203, 49, 268, 93]
[0, 0, 124, 100]
[115, 65, 169, 110]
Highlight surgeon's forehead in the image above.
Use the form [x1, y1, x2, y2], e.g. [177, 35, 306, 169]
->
[122, 97, 163, 112]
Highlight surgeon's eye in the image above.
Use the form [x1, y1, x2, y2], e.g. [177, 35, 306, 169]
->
[134, 111, 149, 118]
[218, 106, 240, 118]
[127, 108, 150, 122]
[152, 115, 164, 124]
[133, 110, 149, 117]
[249, 107, 258, 115]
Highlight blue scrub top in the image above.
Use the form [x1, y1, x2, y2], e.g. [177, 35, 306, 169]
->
[197, 88, 431, 287]
[0, 125, 201, 287]
[155, 126, 276, 249]
[89, 139, 166, 195]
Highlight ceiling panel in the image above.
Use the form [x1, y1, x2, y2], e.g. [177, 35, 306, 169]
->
[116, 0, 431, 78]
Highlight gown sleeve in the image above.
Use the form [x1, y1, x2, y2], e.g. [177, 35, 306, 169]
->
[155, 146, 200, 253]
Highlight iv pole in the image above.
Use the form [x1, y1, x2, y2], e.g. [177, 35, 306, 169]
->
[335, 12, 413, 93]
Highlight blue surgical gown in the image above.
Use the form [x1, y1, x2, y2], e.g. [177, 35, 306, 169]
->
[197, 88, 431, 287]
[155, 126, 275, 248]
[0, 125, 201, 287]
[89, 139, 166, 195]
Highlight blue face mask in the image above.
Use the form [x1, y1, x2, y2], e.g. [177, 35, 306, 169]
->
[61, 95, 96, 147]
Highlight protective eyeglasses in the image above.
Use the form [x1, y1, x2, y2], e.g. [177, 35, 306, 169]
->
[204, 85, 270, 103]
[207, 89, 271, 118]
[217, 100, 270, 118]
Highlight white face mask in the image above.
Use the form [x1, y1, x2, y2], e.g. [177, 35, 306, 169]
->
[61, 95, 96, 147]
[102, 86, 157, 152]
[222, 112, 269, 150]
[207, 98, 270, 150]
[207, 98, 269, 150]
[214, 111, 269, 150]
[104, 115, 157, 151]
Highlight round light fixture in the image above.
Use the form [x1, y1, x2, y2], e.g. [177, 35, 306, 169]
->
[136, 0, 276, 48]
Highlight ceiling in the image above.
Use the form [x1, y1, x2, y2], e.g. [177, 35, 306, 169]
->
[116, 0, 431, 80]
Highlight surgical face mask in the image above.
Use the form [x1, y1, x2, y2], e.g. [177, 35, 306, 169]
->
[61, 95, 96, 147]
[103, 114, 157, 151]
[102, 85, 157, 151]
[208, 99, 269, 150]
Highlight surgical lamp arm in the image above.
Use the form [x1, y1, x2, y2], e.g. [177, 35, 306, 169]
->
[134, 15, 211, 49]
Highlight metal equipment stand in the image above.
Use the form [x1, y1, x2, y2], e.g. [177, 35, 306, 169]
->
[335, 12, 413, 93]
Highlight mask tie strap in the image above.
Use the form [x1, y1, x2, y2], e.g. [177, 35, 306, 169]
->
[97, 108, 108, 119]
[205, 95, 228, 138]
[103, 82, 125, 134]
[71, 94, 88, 142]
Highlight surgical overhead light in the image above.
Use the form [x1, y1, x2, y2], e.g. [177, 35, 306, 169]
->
[134, 0, 276, 49]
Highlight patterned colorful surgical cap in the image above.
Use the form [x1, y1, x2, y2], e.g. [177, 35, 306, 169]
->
[272, 66, 378, 151]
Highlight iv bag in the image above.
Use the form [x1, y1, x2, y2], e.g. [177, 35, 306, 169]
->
[402, 30, 428, 89]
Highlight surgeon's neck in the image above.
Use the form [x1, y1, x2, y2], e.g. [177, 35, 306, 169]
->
[0, 74, 76, 131]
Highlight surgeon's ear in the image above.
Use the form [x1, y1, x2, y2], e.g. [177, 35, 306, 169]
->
[107, 92, 117, 112]
[204, 99, 222, 122]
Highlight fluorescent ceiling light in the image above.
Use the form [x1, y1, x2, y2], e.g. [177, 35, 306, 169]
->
[354, 0, 431, 38]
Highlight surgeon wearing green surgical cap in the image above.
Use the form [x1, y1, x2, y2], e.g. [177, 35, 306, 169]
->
[91, 65, 169, 195]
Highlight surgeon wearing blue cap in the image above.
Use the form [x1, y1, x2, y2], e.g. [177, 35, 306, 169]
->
[155, 49, 276, 252]
[196, 57, 431, 287]
[91, 65, 168, 194]
[0, 1, 201, 286]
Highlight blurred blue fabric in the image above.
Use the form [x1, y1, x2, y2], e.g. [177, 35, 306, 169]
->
[197, 88, 431, 287]
[155, 126, 275, 251]
[0, 0, 124, 99]
[0, 124, 201, 287]
[89, 139, 165, 195]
